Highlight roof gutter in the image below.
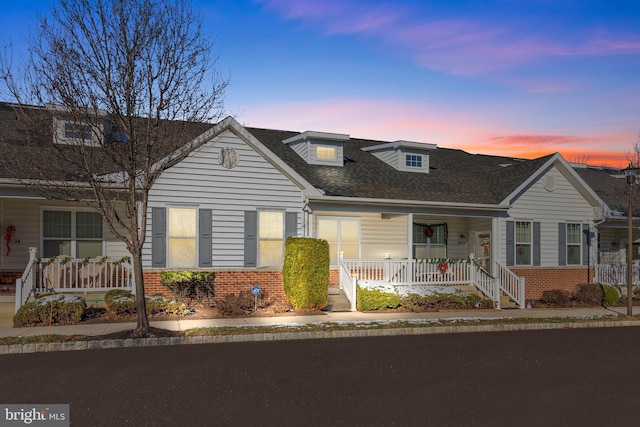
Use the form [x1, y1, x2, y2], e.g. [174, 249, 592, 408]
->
[306, 195, 510, 212]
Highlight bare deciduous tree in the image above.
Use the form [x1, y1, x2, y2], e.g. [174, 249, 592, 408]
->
[0, 0, 228, 335]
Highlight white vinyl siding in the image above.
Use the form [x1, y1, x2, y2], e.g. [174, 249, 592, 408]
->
[145, 129, 303, 268]
[500, 166, 596, 267]
[0, 199, 126, 270]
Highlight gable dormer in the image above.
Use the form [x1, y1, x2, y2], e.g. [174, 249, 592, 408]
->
[283, 131, 349, 167]
[362, 140, 436, 173]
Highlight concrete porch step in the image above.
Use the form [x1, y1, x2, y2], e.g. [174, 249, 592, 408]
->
[0, 296, 15, 324]
[325, 288, 352, 312]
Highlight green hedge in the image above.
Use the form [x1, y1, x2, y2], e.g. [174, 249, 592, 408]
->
[356, 286, 401, 311]
[601, 284, 620, 307]
[13, 294, 86, 327]
[104, 289, 136, 315]
[282, 237, 329, 310]
[160, 271, 215, 305]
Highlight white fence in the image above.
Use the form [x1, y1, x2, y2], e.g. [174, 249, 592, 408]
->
[338, 258, 526, 309]
[35, 255, 133, 292]
[595, 264, 640, 288]
[15, 251, 134, 312]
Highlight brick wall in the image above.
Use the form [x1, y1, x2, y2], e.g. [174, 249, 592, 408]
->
[143, 270, 288, 303]
[0, 271, 21, 284]
[509, 267, 593, 300]
[329, 269, 339, 287]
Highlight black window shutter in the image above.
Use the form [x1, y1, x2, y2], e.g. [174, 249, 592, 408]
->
[506, 221, 515, 266]
[199, 209, 212, 267]
[151, 207, 166, 268]
[533, 222, 541, 266]
[244, 211, 257, 267]
[582, 223, 589, 266]
[558, 223, 567, 266]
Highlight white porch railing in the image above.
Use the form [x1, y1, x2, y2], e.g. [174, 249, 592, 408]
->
[15, 247, 38, 313]
[36, 255, 133, 292]
[595, 263, 640, 288]
[338, 258, 525, 309]
[14, 250, 134, 312]
[494, 261, 525, 309]
[338, 254, 357, 311]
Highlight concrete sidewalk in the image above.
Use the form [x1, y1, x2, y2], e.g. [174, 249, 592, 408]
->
[1, 306, 635, 338]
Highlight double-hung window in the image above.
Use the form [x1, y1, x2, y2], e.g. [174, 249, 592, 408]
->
[413, 223, 447, 259]
[168, 207, 197, 268]
[258, 211, 285, 267]
[566, 223, 582, 265]
[317, 217, 360, 265]
[151, 207, 212, 268]
[43, 210, 103, 258]
[515, 221, 532, 265]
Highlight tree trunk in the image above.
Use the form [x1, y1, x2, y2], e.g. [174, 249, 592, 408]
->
[132, 249, 150, 336]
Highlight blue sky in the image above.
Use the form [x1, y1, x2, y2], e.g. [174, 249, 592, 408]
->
[2, 0, 640, 166]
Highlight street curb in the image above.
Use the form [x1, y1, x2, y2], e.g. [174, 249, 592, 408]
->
[2, 319, 639, 354]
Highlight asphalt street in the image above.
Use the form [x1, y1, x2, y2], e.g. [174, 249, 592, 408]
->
[2, 327, 640, 426]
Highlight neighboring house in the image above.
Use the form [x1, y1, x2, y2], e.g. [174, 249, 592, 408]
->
[574, 165, 640, 287]
[0, 102, 611, 311]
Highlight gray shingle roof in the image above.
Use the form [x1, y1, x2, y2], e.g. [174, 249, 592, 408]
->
[247, 127, 554, 205]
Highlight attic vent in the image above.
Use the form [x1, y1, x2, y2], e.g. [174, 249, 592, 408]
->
[543, 175, 556, 192]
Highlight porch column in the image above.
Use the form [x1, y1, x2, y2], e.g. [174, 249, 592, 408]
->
[491, 217, 499, 271]
[407, 213, 413, 259]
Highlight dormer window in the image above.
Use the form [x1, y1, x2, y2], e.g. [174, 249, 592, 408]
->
[405, 154, 423, 168]
[64, 122, 93, 140]
[316, 145, 337, 161]
[53, 116, 103, 146]
[363, 140, 435, 173]
[283, 131, 348, 167]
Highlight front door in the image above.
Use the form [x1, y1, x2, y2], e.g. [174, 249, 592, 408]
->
[474, 231, 491, 274]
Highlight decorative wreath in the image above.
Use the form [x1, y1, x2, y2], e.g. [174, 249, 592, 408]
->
[438, 262, 448, 274]
[4, 225, 15, 257]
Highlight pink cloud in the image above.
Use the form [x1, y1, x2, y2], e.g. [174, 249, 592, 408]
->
[257, 0, 640, 78]
[240, 97, 630, 167]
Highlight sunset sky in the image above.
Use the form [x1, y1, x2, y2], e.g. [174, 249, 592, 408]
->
[2, 0, 640, 167]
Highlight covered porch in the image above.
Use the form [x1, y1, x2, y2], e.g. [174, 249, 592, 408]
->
[337, 256, 526, 311]
[14, 247, 134, 312]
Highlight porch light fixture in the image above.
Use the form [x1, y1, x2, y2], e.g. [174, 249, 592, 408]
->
[624, 164, 637, 316]
[384, 253, 391, 259]
[458, 234, 467, 245]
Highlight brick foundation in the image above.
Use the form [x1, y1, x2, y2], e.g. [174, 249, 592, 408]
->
[509, 267, 593, 301]
[0, 271, 20, 294]
[143, 270, 288, 303]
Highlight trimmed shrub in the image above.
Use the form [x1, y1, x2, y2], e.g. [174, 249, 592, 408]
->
[13, 294, 86, 327]
[540, 289, 572, 307]
[165, 300, 192, 316]
[282, 237, 329, 310]
[216, 291, 256, 316]
[574, 283, 604, 306]
[601, 284, 620, 307]
[216, 290, 278, 316]
[161, 271, 215, 306]
[104, 289, 136, 315]
[401, 292, 493, 312]
[145, 294, 169, 314]
[357, 285, 401, 311]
